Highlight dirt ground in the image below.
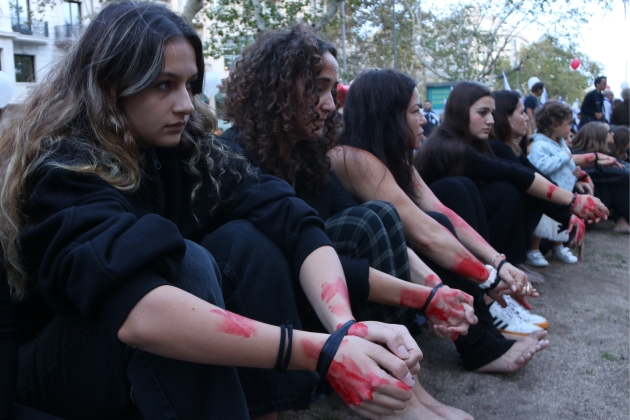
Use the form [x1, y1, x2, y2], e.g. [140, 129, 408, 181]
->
[280, 220, 630, 420]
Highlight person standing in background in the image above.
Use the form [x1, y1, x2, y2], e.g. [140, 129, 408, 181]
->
[525, 82, 544, 135]
[579, 76, 607, 128]
[422, 100, 440, 138]
[603, 89, 614, 123]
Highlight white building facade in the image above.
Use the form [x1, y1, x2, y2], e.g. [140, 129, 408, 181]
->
[0, 0, 228, 108]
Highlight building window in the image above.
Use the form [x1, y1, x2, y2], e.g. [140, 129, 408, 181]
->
[10, 0, 31, 32]
[63, 1, 81, 26]
[15, 55, 35, 82]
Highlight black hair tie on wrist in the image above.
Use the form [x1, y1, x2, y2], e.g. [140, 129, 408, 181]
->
[415, 283, 443, 326]
[316, 320, 356, 378]
[274, 323, 294, 372]
[275, 324, 287, 371]
[488, 260, 507, 291]
[281, 323, 293, 371]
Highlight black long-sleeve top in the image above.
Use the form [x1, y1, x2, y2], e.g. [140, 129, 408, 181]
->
[223, 128, 371, 306]
[488, 138, 572, 229]
[418, 142, 536, 191]
[15, 139, 332, 340]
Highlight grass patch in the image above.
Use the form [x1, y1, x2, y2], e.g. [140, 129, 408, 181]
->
[602, 351, 617, 361]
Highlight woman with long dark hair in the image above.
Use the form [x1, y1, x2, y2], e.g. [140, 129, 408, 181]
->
[332, 69, 556, 375]
[0, 3, 423, 419]
[222, 24, 478, 420]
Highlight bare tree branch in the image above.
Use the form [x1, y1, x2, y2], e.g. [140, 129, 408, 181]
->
[313, 0, 342, 32]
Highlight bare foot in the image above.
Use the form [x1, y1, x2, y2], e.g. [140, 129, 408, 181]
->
[516, 264, 545, 284]
[503, 331, 550, 353]
[383, 392, 446, 419]
[473, 340, 538, 373]
[413, 380, 474, 420]
[614, 217, 630, 233]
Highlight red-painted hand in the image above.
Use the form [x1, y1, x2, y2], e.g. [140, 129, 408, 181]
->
[327, 336, 415, 418]
[568, 215, 586, 262]
[572, 194, 609, 222]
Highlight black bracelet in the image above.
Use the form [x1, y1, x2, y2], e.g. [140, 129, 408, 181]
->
[316, 320, 356, 378]
[274, 324, 287, 371]
[280, 323, 293, 372]
[578, 173, 589, 181]
[594, 152, 598, 168]
[489, 260, 507, 291]
[415, 283, 443, 326]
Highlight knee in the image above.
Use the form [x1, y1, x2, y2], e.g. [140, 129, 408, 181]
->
[327, 206, 384, 236]
[178, 240, 224, 306]
[430, 177, 469, 203]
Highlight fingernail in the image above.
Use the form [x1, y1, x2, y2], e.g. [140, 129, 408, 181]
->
[397, 345, 410, 358]
[404, 372, 415, 387]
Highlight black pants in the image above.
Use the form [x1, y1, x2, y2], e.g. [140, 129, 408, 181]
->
[201, 221, 320, 418]
[427, 177, 516, 371]
[16, 221, 319, 420]
[17, 236, 249, 420]
[594, 182, 629, 221]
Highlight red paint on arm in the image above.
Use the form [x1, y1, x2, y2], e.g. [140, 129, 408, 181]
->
[453, 255, 489, 282]
[582, 153, 595, 163]
[546, 184, 558, 199]
[300, 338, 325, 360]
[321, 277, 354, 319]
[399, 287, 431, 309]
[209, 309, 257, 338]
[424, 274, 441, 287]
[433, 202, 488, 245]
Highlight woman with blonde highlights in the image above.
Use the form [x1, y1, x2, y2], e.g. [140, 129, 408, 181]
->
[0, 3, 423, 419]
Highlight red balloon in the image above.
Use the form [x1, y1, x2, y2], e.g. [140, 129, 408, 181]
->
[570, 58, 581, 70]
[337, 84, 350, 107]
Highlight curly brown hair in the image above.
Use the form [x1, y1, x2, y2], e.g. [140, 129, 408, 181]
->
[222, 23, 341, 195]
[534, 100, 573, 137]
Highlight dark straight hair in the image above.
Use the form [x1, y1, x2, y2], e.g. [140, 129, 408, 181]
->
[414, 81, 493, 184]
[338, 69, 418, 195]
[492, 90, 523, 155]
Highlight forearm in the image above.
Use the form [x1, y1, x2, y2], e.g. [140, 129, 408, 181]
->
[407, 247, 440, 286]
[403, 209, 489, 283]
[572, 153, 597, 167]
[298, 245, 355, 332]
[367, 267, 432, 308]
[118, 285, 325, 371]
[430, 201, 499, 267]
[526, 173, 574, 205]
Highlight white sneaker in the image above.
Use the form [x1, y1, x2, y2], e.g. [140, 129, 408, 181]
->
[503, 295, 549, 329]
[551, 246, 578, 264]
[489, 302, 543, 336]
[526, 250, 549, 267]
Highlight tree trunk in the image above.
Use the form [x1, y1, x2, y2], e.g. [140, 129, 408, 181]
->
[182, 0, 204, 24]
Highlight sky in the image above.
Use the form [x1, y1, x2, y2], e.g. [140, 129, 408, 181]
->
[579, 0, 630, 97]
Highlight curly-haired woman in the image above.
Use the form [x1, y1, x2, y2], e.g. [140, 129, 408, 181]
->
[0, 3, 425, 419]
[222, 23, 484, 420]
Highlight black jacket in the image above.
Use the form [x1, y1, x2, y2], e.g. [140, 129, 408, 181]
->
[15, 139, 332, 340]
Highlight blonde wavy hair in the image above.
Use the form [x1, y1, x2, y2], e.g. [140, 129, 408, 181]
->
[0, 1, 247, 293]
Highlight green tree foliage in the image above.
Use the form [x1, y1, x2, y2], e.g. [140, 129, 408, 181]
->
[495, 36, 603, 104]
